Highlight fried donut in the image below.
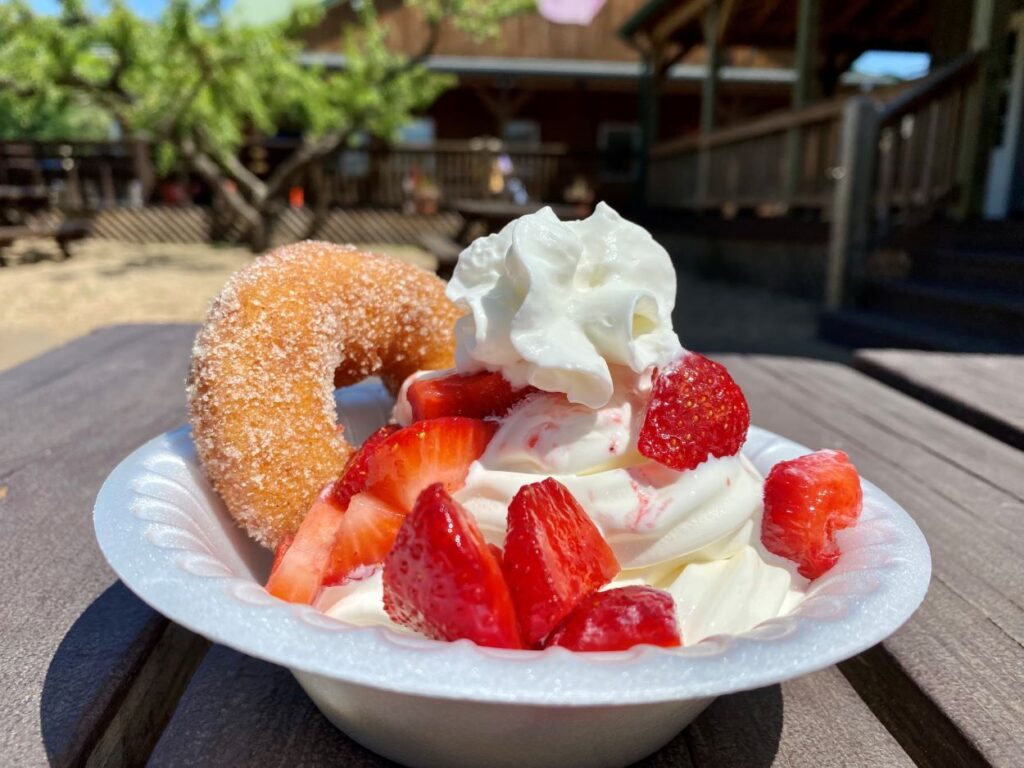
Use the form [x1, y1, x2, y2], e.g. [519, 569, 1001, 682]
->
[187, 241, 461, 548]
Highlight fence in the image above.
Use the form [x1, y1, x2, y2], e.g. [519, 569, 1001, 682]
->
[0, 138, 614, 212]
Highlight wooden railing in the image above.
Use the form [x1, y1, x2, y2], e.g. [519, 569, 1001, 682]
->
[648, 98, 847, 212]
[0, 140, 150, 210]
[0, 138, 613, 212]
[646, 52, 983, 307]
[253, 138, 611, 210]
[826, 52, 981, 306]
[872, 53, 980, 234]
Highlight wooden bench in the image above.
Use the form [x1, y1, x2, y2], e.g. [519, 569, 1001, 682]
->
[0, 219, 92, 266]
[418, 231, 463, 276]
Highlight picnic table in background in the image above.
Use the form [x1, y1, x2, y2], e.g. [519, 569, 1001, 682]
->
[2, 326, 1022, 766]
[420, 199, 589, 274]
[0, 184, 50, 224]
[0, 184, 92, 266]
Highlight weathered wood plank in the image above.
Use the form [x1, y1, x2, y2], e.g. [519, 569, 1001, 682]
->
[0, 324, 205, 767]
[855, 350, 1024, 451]
[677, 667, 913, 767]
[721, 354, 1024, 766]
[147, 646, 400, 768]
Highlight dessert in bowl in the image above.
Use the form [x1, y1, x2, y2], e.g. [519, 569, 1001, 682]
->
[93, 204, 930, 767]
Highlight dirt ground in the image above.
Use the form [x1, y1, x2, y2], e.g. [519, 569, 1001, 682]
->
[0, 238, 436, 372]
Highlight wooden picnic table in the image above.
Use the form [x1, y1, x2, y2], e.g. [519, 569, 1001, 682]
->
[2, 326, 1022, 767]
[855, 349, 1024, 451]
[422, 199, 590, 276]
[451, 199, 586, 235]
[0, 185, 51, 225]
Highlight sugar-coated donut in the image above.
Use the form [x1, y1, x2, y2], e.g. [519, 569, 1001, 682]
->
[187, 241, 461, 548]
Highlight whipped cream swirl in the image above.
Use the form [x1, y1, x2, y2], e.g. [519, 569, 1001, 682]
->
[446, 202, 682, 409]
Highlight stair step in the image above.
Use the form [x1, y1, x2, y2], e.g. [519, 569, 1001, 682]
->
[819, 309, 1024, 352]
[908, 248, 1024, 291]
[863, 279, 1024, 342]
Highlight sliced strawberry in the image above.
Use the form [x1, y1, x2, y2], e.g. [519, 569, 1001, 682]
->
[545, 586, 681, 652]
[503, 478, 620, 646]
[267, 425, 401, 600]
[365, 417, 497, 511]
[265, 493, 343, 604]
[326, 424, 400, 507]
[383, 484, 522, 648]
[488, 543, 504, 567]
[269, 534, 294, 578]
[761, 449, 863, 579]
[638, 352, 750, 472]
[322, 492, 405, 585]
[408, 370, 535, 421]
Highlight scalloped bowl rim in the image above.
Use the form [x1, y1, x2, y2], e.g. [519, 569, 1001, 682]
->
[93, 383, 931, 707]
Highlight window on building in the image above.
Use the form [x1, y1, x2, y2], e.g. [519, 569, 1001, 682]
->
[504, 120, 541, 146]
[598, 123, 641, 180]
[338, 132, 370, 178]
[399, 118, 436, 145]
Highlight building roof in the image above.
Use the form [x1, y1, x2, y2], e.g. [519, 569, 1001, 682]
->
[620, 0, 933, 54]
[300, 51, 898, 86]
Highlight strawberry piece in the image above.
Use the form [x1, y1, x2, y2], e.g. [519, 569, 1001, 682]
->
[269, 534, 294, 578]
[638, 352, 750, 472]
[408, 370, 535, 421]
[326, 424, 400, 507]
[761, 449, 863, 579]
[322, 492, 405, 585]
[365, 417, 497, 511]
[383, 484, 522, 648]
[267, 425, 401, 599]
[503, 478, 620, 646]
[545, 586, 681, 652]
[265, 494, 343, 604]
[488, 543, 504, 567]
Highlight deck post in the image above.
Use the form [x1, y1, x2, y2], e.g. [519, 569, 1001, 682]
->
[955, 0, 1013, 218]
[697, 0, 722, 206]
[826, 96, 879, 309]
[785, 0, 820, 207]
[637, 42, 664, 207]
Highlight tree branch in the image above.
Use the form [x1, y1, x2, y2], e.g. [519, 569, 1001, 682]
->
[180, 137, 263, 231]
[197, 131, 268, 203]
[262, 131, 349, 205]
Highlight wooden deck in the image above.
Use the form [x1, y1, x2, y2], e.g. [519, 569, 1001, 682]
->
[2, 328, 1022, 765]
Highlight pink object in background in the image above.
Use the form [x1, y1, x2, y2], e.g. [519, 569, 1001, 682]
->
[538, 0, 608, 25]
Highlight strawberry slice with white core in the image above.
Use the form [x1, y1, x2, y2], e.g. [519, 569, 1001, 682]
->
[266, 424, 399, 601]
[265, 492, 344, 604]
[365, 417, 498, 511]
[322, 492, 404, 585]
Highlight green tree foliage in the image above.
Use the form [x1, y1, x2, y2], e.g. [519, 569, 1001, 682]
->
[0, 0, 532, 247]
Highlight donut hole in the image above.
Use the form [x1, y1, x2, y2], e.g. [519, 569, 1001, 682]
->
[334, 377, 394, 449]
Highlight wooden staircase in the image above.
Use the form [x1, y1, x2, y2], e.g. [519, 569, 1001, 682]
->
[821, 223, 1024, 351]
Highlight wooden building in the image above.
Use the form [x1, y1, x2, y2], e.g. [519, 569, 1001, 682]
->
[621, 0, 1024, 352]
[279, 0, 897, 207]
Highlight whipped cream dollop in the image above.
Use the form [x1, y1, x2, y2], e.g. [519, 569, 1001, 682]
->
[446, 202, 682, 409]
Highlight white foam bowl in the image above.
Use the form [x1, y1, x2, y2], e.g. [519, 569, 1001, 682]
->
[94, 380, 930, 768]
